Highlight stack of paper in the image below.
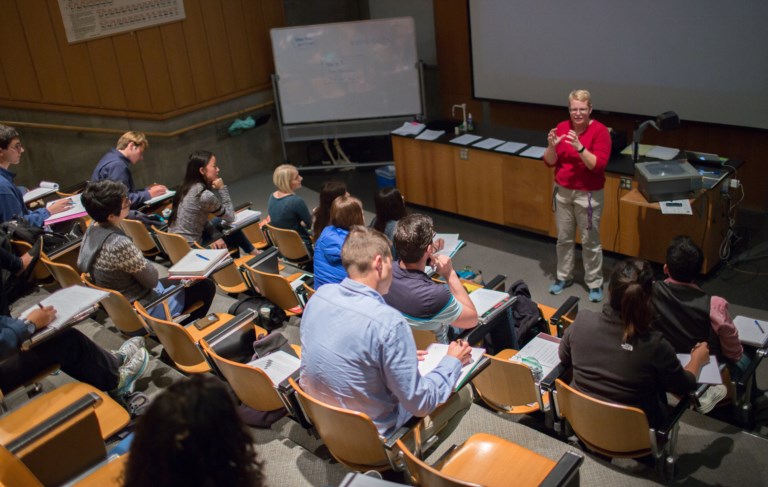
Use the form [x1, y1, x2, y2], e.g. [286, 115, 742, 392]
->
[472, 138, 505, 150]
[224, 209, 262, 228]
[415, 130, 444, 141]
[391, 122, 426, 136]
[519, 146, 547, 158]
[44, 194, 88, 226]
[20, 285, 109, 331]
[23, 181, 59, 204]
[247, 350, 301, 385]
[418, 343, 486, 391]
[677, 354, 722, 384]
[450, 134, 482, 146]
[495, 141, 527, 155]
[645, 146, 680, 160]
[510, 334, 562, 379]
[168, 249, 230, 278]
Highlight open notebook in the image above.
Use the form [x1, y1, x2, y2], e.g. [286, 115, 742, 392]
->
[418, 343, 486, 391]
[168, 249, 230, 278]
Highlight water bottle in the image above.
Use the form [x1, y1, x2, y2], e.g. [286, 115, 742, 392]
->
[467, 113, 474, 131]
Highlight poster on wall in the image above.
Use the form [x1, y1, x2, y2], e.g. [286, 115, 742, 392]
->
[57, 0, 185, 44]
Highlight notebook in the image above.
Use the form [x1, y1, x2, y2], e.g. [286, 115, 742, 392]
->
[223, 209, 262, 229]
[733, 315, 768, 348]
[468, 288, 515, 325]
[168, 249, 229, 277]
[418, 343, 486, 391]
[23, 181, 59, 203]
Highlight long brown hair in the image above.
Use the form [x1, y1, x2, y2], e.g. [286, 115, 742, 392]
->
[312, 180, 347, 237]
[608, 259, 654, 343]
[329, 195, 364, 230]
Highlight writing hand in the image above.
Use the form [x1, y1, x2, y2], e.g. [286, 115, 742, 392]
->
[447, 339, 472, 366]
[47, 198, 73, 215]
[417, 350, 428, 362]
[148, 184, 168, 197]
[27, 305, 57, 329]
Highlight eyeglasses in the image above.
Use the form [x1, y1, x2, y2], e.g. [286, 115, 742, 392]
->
[8, 143, 23, 152]
[569, 108, 589, 113]
[122, 200, 131, 210]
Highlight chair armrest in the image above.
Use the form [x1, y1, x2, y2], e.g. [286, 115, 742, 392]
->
[657, 394, 691, 439]
[5, 393, 101, 454]
[234, 201, 252, 212]
[735, 348, 766, 391]
[539, 451, 584, 487]
[550, 296, 579, 337]
[383, 416, 421, 450]
[541, 363, 570, 392]
[483, 274, 506, 291]
[142, 283, 187, 310]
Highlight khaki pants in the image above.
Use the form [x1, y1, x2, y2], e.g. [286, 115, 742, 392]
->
[554, 184, 604, 289]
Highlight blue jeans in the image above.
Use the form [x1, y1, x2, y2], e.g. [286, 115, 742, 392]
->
[208, 217, 255, 254]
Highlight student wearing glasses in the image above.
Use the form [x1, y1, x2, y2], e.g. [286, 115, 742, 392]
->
[542, 90, 612, 302]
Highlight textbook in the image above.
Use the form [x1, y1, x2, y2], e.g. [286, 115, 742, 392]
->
[168, 249, 230, 278]
[247, 350, 301, 386]
[468, 288, 515, 325]
[43, 194, 87, 226]
[23, 181, 59, 204]
[142, 190, 176, 207]
[510, 334, 562, 380]
[223, 209, 262, 229]
[418, 343, 486, 391]
[733, 315, 768, 348]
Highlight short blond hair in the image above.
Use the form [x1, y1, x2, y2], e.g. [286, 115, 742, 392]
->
[568, 89, 592, 107]
[116, 131, 149, 150]
[273, 164, 298, 193]
[341, 226, 391, 276]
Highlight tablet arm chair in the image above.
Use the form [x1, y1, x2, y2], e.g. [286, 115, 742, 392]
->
[397, 433, 583, 487]
[265, 224, 312, 268]
[472, 349, 547, 416]
[40, 254, 83, 289]
[120, 218, 163, 259]
[554, 379, 689, 479]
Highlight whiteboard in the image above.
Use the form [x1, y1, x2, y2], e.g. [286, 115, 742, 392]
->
[271, 17, 422, 125]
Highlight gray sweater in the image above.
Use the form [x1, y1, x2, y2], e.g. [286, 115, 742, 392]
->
[169, 183, 235, 245]
[78, 223, 159, 305]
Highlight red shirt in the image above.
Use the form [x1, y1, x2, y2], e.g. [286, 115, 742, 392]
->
[552, 119, 611, 191]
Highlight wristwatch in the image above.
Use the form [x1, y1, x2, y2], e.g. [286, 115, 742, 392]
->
[23, 319, 36, 335]
[577, 146, 586, 154]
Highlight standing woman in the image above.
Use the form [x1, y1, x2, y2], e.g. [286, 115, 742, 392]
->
[543, 90, 611, 302]
[312, 195, 364, 288]
[169, 150, 257, 255]
[559, 259, 710, 429]
[311, 180, 347, 239]
[268, 164, 313, 250]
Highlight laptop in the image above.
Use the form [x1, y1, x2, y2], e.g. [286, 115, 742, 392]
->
[685, 151, 722, 167]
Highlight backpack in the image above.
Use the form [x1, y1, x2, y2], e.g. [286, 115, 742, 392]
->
[0, 227, 37, 314]
[0, 218, 80, 254]
[228, 297, 288, 332]
[507, 279, 548, 347]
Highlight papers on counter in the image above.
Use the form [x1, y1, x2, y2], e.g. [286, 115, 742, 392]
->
[677, 354, 722, 384]
[391, 122, 426, 136]
[495, 141, 527, 154]
[734, 315, 768, 348]
[23, 181, 59, 203]
[449, 134, 482, 145]
[415, 129, 444, 141]
[472, 138, 505, 150]
[645, 146, 680, 160]
[519, 146, 547, 159]
[659, 200, 693, 215]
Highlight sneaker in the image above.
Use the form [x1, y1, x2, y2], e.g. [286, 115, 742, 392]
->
[696, 384, 727, 414]
[549, 279, 573, 295]
[588, 287, 604, 302]
[114, 348, 149, 396]
[114, 337, 145, 364]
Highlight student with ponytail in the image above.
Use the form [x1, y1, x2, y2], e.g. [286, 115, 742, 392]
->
[558, 258, 709, 428]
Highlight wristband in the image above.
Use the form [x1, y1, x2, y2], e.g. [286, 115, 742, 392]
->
[577, 146, 586, 154]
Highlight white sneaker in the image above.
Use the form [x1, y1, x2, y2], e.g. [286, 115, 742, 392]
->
[113, 348, 149, 397]
[114, 337, 145, 364]
[696, 384, 727, 414]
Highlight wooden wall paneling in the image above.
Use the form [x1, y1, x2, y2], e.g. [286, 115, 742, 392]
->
[428, 143, 458, 214]
[198, 0, 236, 96]
[86, 38, 127, 110]
[17, 0, 71, 104]
[392, 137, 430, 207]
[160, 22, 196, 109]
[221, 0, 256, 90]
[502, 156, 554, 233]
[181, 0, 218, 101]
[136, 28, 174, 113]
[0, 60, 10, 99]
[0, 1, 42, 101]
[241, 0, 271, 88]
[112, 33, 152, 112]
[47, 0, 100, 107]
[600, 175, 622, 253]
[455, 149, 503, 223]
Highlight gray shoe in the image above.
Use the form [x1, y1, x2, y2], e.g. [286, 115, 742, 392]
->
[114, 337, 145, 364]
[696, 384, 727, 414]
[114, 348, 149, 396]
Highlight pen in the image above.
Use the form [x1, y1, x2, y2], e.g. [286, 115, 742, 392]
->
[38, 303, 44, 309]
[755, 320, 765, 334]
[665, 202, 683, 207]
[195, 253, 210, 261]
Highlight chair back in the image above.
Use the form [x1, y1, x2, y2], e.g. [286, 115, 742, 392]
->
[265, 224, 311, 262]
[40, 254, 83, 288]
[120, 219, 160, 257]
[472, 353, 541, 414]
[0, 445, 43, 487]
[412, 329, 437, 351]
[554, 379, 651, 457]
[289, 378, 391, 470]
[10, 240, 50, 281]
[81, 275, 149, 335]
[134, 302, 210, 374]
[397, 439, 480, 487]
[201, 342, 285, 412]
[151, 225, 191, 264]
[241, 264, 302, 312]
[242, 221, 269, 250]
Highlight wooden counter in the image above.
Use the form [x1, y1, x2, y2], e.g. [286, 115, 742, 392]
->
[392, 135, 729, 273]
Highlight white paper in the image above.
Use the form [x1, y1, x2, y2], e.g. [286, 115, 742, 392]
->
[391, 121, 425, 136]
[472, 138, 505, 150]
[44, 194, 86, 225]
[23, 182, 59, 203]
[449, 134, 482, 145]
[677, 354, 722, 384]
[168, 249, 229, 277]
[519, 146, 547, 158]
[733, 315, 768, 348]
[247, 351, 301, 385]
[415, 129, 445, 141]
[510, 334, 562, 378]
[468, 288, 511, 318]
[433, 233, 463, 258]
[646, 146, 680, 160]
[494, 141, 527, 154]
[20, 285, 108, 331]
[143, 190, 176, 206]
[223, 209, 262, 228]
[418, 343, 485, 389]
[659, 200, 693, 215]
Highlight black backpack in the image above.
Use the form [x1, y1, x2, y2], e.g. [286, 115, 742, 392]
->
[0, 228, 36, 315]
[228, 297, 288, 332]
[507, 279, 548, 347]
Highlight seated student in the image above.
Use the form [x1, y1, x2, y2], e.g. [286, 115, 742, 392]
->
[0, 124, 71, 226]
[653, 236, 747, 375]
[312, 195, 364, 288]
[383, 214, 518, 353]
[370, 187, 407, 260]
[300, 226, 473, 437]
[123, 375, 265, 487]
[0, 249, 148, 397]
[559, 258, 711, 428]
[311, 180, 347, 239]
[168, 150, 257, 255]
[78, 180, 215, 325]
[267, 164, 313, 251]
